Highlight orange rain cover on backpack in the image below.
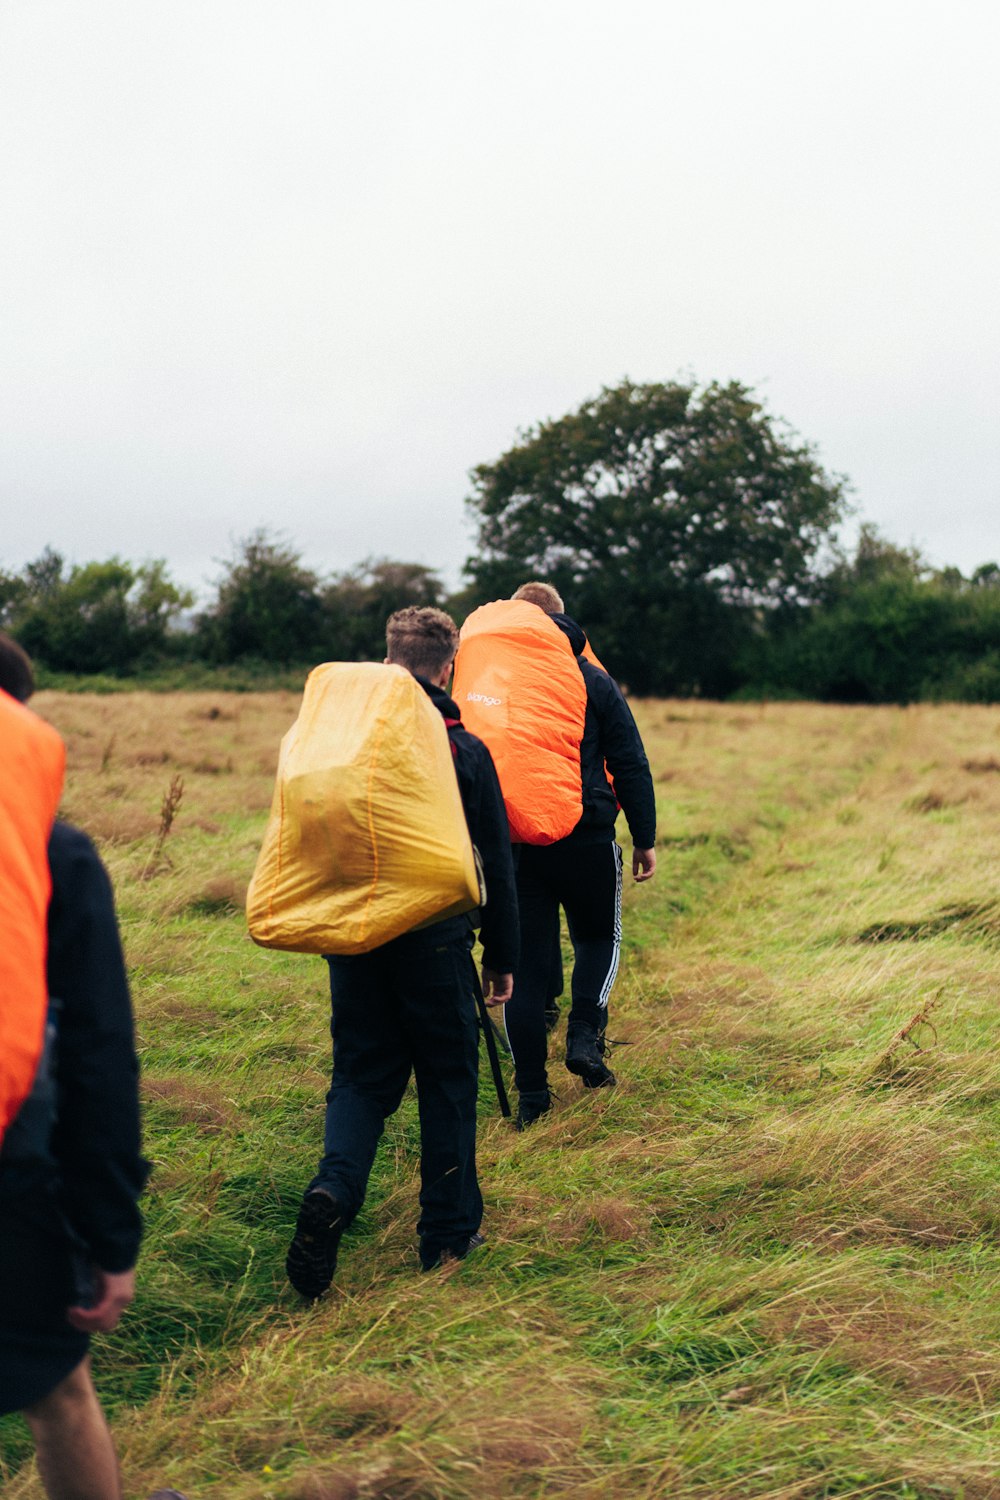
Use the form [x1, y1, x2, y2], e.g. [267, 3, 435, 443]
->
[0, 692, 65, 1145]
[246, 663, 481, 955]
[454, 600, 587, 845]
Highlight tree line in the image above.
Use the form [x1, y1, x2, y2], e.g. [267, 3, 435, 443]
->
[3, 378, 999, 702]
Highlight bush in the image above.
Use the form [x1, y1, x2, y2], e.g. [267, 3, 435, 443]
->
[196, 532, 326, 663]
[7, 551, 192, 675]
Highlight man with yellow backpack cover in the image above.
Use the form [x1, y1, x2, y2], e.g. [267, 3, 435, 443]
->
[263, 608, 519, 1296]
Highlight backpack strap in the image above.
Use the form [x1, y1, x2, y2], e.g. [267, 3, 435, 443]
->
[443, 715, 462, 758]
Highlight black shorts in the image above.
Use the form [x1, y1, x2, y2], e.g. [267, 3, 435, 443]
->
[0, 1188, 89, 1415]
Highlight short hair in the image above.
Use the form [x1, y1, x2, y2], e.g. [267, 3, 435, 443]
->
[385, 606, 459, 679]
[512, 581, 564, 615]
[0, 632, 35, 703]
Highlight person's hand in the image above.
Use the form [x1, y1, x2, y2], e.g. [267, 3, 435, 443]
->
[633, 846, 656, 882]
[67, 1267, 135, 1333]
[481, 969, 513, 1005]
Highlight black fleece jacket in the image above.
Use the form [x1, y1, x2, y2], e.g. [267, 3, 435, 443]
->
[0, 823, 148, 1273]
[550, 615, 657, 850]
[47, 823, 149, 1271]
[419, 678, 520, 976]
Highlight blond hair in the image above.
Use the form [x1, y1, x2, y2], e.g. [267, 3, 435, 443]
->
[511, 581, 564, 615]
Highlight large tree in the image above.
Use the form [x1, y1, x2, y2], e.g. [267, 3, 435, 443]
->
[465, 379, 848, 693]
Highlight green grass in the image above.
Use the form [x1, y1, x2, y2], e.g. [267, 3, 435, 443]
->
[3, 696, 1000, 1498]
[33, 660, 318, 695]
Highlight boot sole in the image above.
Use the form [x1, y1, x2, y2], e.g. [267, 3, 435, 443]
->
[286, 1192, 345, 1300]
[566, 1054, 616, 1088]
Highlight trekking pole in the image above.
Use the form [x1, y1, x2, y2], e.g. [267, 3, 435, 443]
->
[469, 960, 511, 1118]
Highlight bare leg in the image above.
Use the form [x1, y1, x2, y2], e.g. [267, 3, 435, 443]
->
[23, 1357, 122, 1500]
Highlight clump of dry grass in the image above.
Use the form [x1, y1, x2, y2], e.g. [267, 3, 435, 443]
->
[184, 875, 247, 916]
[141, 773, 184, 877]
[856, 899, 1000, 946]
[143, 1076, 236, 1132]
[962, 756, 1000, 774]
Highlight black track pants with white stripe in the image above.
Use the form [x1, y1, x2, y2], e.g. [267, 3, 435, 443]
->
[504, 839, 623, 1094]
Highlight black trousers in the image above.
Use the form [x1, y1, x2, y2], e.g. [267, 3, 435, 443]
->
[308, 917, 483, 1269]
[505, 839, 624, 1093]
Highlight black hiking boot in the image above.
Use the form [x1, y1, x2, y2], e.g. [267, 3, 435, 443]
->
[515, 1087, 552, 1130]
[423, 1231, 486, 1270]
[286, 1188, 346, 1300]
[565, 1024, 616, 1089]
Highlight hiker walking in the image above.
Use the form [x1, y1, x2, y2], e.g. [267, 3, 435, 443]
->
[0, 636, 158, 1500]
[454, 583, 656, 1129]
[283, 607, 519, 1297]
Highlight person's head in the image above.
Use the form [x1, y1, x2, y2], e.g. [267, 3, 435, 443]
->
[385, 606, 460, 687]
[511, 581, 564, 615]
[0, 632, 35, 703]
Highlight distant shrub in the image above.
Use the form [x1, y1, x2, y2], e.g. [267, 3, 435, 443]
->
[748, 530, 1000, 704]
[923, 650, 1000, 704]
[4, 550, 192, 675]
[195, 531, 326, 664]
[195, 533, 446, 666]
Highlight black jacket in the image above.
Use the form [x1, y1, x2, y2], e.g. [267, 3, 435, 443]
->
[0, 823, 149, 1273]
[550, 615, 657, 850]
[418, 678, 520, 975]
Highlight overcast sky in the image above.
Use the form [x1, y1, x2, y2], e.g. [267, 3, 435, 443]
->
[2, 0, 998, 599]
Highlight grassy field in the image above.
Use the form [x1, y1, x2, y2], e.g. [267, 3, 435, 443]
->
[3, 693, 999, 1499]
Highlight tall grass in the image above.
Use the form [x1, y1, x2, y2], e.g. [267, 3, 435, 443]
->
[2, 694, 999, 1498]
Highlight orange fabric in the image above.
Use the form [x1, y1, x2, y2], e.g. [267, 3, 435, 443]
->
[454, 601, 587, 845]
[0, 691, 65, 1144]
[580, 638, 605, 672]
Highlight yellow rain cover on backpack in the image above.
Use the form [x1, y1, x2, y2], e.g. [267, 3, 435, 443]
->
[454, 600, 587, 845]
[247, 663, 480, 955]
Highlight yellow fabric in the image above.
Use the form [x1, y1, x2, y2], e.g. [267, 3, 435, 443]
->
[247, 663, 480, 955]
[454, 600, 587, 845]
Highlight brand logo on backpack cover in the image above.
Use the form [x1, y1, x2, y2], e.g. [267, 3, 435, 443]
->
[466, 692, 502, 708]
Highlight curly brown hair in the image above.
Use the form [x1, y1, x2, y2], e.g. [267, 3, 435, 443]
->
[385, 606, 460, 680]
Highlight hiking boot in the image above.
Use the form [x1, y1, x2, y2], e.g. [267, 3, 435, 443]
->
[515, 1087, 552, 1130]
[544, 998, 561, 1034]
[565, 1024, 616, 1088]
[423, 1231, 486, 1270]
[285, 1188, 346, 1300]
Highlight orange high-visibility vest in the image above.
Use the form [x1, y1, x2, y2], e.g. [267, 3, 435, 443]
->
[454, 600, 588, 845]
[0, 691, 65, 1145]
